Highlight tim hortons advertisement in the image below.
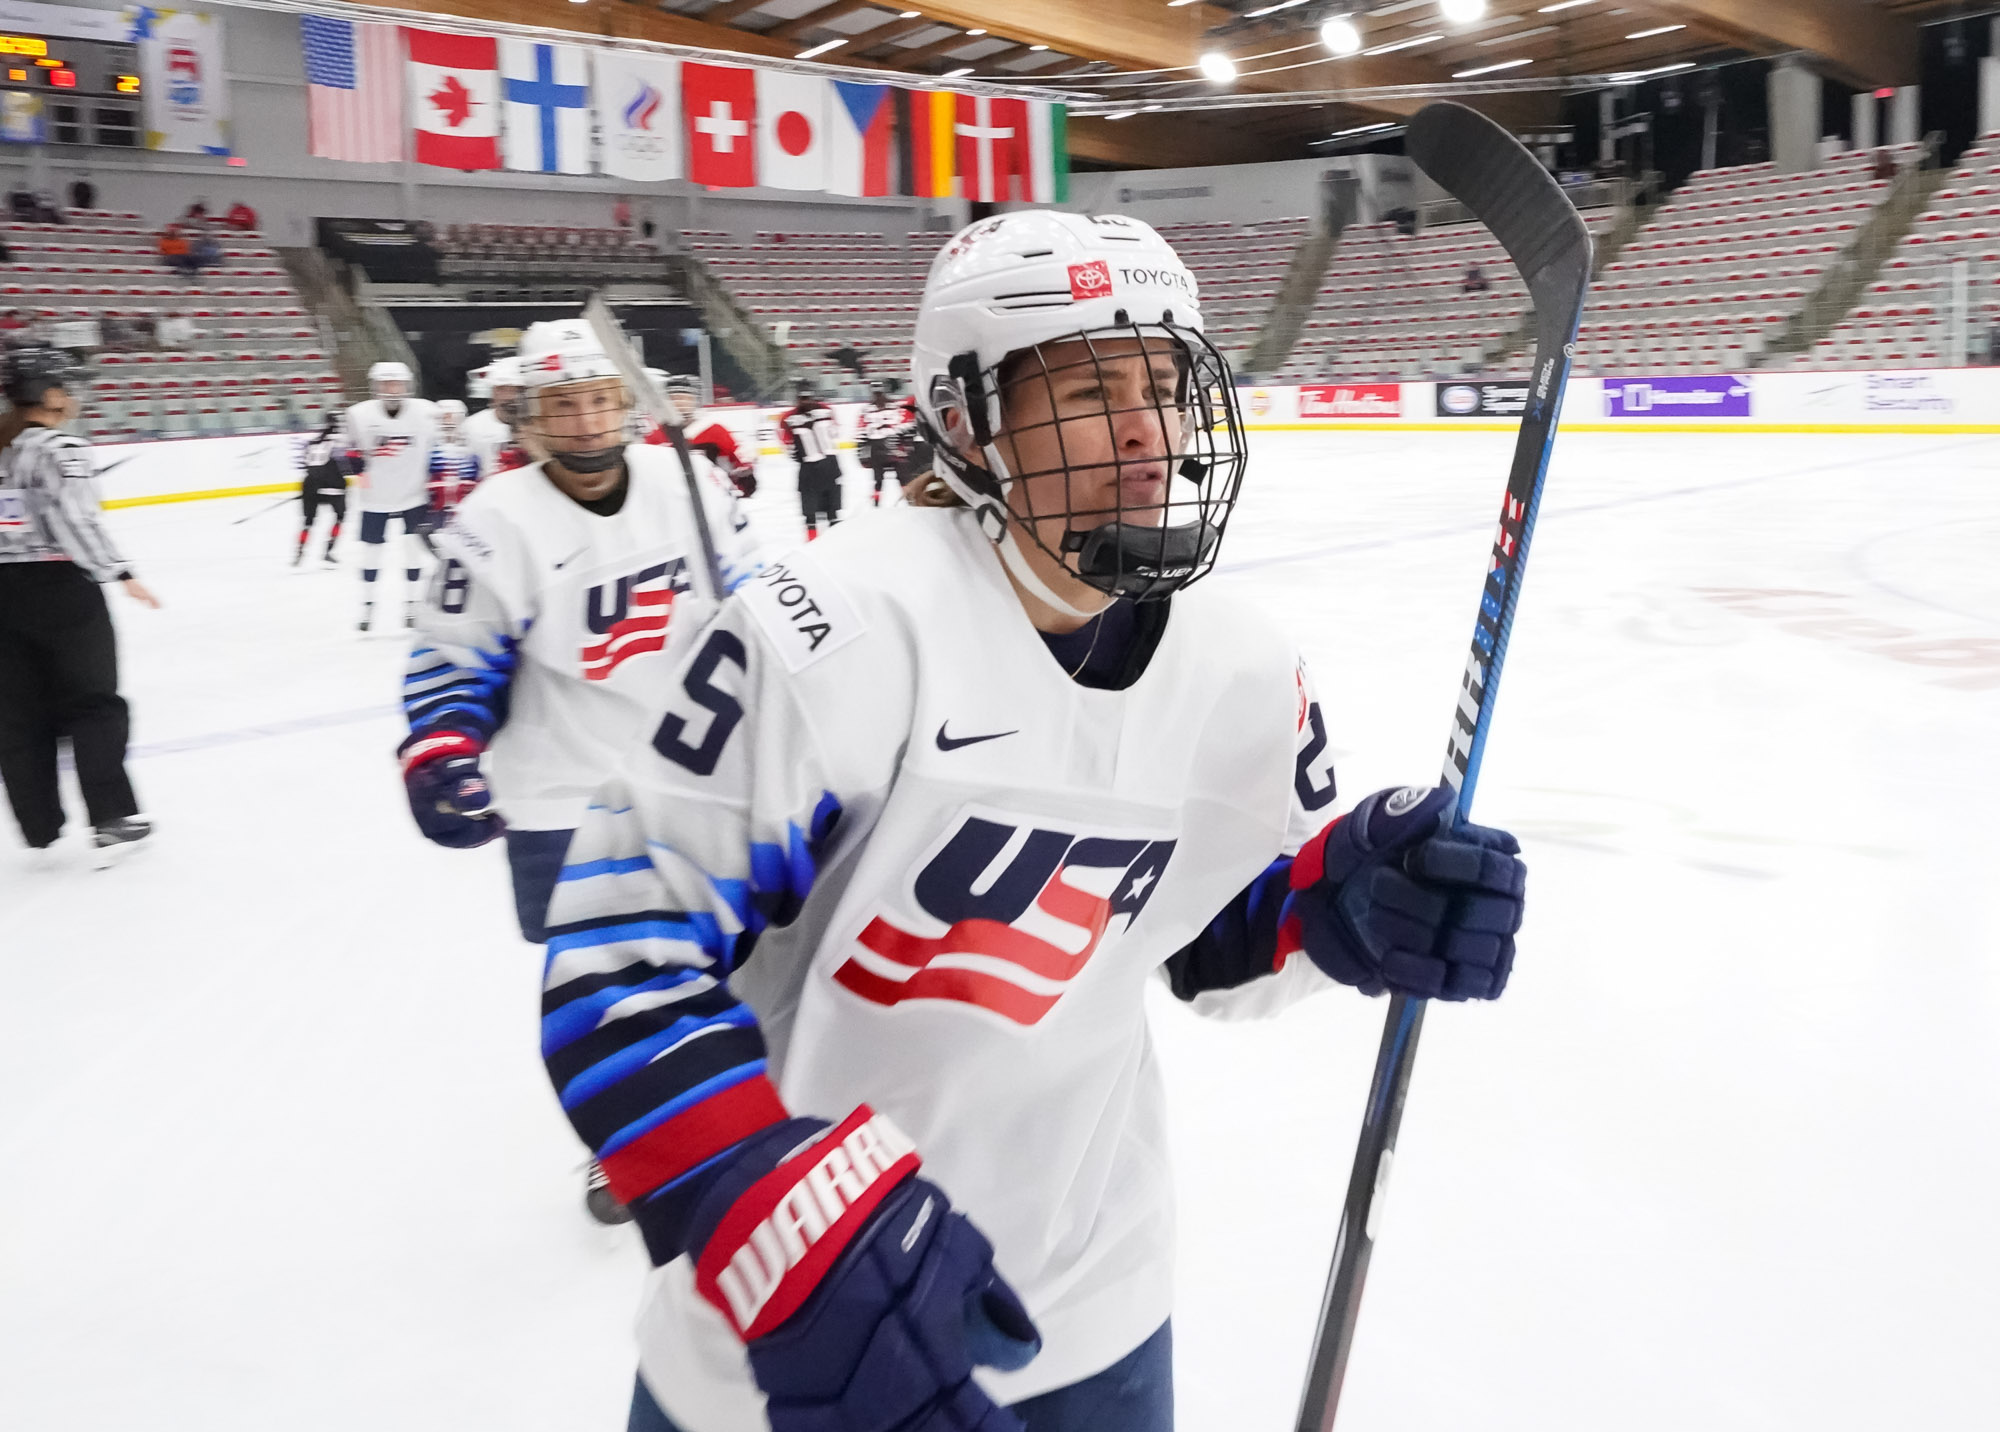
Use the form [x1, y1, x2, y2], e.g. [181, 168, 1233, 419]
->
[1435, 381, 1531, 418]
[1298, 383, 1402, 419]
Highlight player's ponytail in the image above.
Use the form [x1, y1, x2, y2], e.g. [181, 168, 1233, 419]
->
[902, 469, 962, 509]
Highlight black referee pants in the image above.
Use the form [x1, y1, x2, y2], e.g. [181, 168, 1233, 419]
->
[0, 562, 139, 847]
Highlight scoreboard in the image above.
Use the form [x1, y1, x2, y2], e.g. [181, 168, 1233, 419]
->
[0, 32, 143, 148]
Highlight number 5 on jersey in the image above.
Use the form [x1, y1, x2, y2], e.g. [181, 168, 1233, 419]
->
[653, 628, 747, 777]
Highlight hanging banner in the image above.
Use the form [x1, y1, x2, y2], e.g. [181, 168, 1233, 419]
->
[593, 49, 679, 183]
[136, 8, 231, 155]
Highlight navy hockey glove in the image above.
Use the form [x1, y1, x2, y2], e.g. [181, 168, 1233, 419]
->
[399, 732, 504, 850]
[688, 1107, 1041, 1432]
[1286, 785, 1524, 1001]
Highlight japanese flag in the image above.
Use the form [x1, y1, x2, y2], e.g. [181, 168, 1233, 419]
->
[756, 70, 829, 192]
[682, 62, 757, 189]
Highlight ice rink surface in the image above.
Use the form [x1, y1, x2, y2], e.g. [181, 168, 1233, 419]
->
[4, 429, 1998, 1431]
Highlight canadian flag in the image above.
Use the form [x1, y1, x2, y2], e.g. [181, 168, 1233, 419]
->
[404, 28, 501, 171]
[682, 62, 757, 188]
[756, 70, 828, 192]
[954, 94, 1031, 203]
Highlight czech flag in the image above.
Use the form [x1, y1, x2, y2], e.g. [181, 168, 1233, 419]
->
[827, 81, 895, 197]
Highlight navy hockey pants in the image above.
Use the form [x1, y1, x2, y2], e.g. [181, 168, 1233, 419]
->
[506, 827, 574, 944]
[627, 1321, 1174, 1432]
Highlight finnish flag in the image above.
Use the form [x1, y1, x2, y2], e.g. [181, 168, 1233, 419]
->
[499, 39, 591, 175]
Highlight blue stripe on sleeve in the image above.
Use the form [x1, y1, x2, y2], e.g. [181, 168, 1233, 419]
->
[557, 1005, 763, 1109]
[540, 965, 711, 1056]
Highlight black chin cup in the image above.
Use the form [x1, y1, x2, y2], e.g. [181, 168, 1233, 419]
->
[1061, 520, 1220, 600]
[551, 444, 624, 474]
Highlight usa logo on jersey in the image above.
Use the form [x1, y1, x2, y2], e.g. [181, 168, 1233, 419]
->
[581, 557, 689, 682]
[370, 435, 413, 459]
[833, 812, 1176, 1027]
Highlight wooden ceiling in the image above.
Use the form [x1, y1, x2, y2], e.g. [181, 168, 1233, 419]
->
[396, 0, 1975, 167]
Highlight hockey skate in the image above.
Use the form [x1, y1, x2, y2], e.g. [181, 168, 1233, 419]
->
[92, 816, 152, 869]
[584, 1160, 632, 1225]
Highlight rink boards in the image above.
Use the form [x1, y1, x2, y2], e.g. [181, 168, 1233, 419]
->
[89, 365, 2000, 510]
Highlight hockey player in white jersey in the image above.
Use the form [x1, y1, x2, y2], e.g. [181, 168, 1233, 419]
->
[426, 398, 480, 519]
[543, 211, 1531, 1432]
[342, 360, 440, 631]
[855, 383, 903, 506]
[462, 356, 528, 478]
[397, 318, 761, 1223]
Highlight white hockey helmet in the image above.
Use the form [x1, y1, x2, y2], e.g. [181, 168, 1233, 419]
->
[484, 356, 523, 391]
[517, 319, 623, 391]
[368, 360, 413, 401]
[436, 397, 466, 440]
[911, 210, 1245, 602]
[514, 319, 628, 474]
[466, 366, 493, 402]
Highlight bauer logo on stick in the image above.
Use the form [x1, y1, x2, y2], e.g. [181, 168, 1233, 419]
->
[1066, 259, 1113, 300]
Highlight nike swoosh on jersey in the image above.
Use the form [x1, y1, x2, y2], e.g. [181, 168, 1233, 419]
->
[935, 722, 1017, 752]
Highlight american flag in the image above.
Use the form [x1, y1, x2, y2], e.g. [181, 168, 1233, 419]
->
[303, 16, 403, 164]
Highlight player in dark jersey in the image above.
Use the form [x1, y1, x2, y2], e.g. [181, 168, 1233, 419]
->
[780, 377, 843, 539]
[892, 392, 932, 488]
[294, 418, 351, 568]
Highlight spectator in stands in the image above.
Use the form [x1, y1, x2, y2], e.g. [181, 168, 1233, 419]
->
[9, 187, 59, 224]
[183, 197, 209, 224]
[68, 178, 95, 211]
[827, 338, 868, 381]
[1462, 264, 1491, 294]
[224, 200, 257, 232]
[0, 310, 28, 347]
[158, 225, 197, 277]
[0, 234, 12, 265]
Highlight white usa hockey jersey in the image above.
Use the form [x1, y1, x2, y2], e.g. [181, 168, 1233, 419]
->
[404, 444, 762, 831]
[462, 405, 515, 478]
[342, 398, 441, 513]
[540, 507, 1345, 1428]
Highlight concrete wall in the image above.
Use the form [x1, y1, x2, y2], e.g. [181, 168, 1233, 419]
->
[1057, 153, 1438, 229]
[2, 1, 955, 246]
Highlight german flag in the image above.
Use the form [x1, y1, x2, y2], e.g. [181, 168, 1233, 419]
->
[896, 87, 957, 198]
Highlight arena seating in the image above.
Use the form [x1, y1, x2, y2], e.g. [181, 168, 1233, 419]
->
[684, 217, 1314, 395]
[0, 209, 340, 442]
[1569, 143, 1926, 375]
[1769, 133, 2000, 371]
[1273, 212, 1616, 385]
[435, 222, 657, 282]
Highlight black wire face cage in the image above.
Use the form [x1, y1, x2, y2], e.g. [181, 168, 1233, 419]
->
[936, 321, 1248, 601]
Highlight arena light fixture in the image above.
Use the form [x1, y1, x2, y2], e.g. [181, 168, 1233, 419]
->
[1199, 50, 1238, 84]
[1321, 16, 1364, 55]
[1245, 0, 1311, 16]
[965, 28, 986, 36]
[1627, 24, 1686, 39]
[795, 38, 847, 59]
[899, 9, 920, 17]
[1440, 0, 1488, 24]
[1538, 0, 1591, 10]
[1452, 57, 1530, 77]
[1364, 32, 1442, 55]
[943, 65, 975, 77]
[1104, 110, 1137, 120]
[1029, 44, 1048, 51]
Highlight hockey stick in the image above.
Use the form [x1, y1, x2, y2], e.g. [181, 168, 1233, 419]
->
[580, 293, 728, 601]
[230, 492, 298, 525]
[1293, 102, 1593, 1432]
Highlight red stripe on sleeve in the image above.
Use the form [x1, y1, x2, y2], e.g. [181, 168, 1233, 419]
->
[598, 1073, 788, 1204]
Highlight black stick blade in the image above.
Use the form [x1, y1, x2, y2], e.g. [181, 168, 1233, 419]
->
[1405, 102, 1592, 338]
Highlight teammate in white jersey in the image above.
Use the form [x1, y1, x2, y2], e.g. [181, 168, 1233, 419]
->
[462, 356, 528, 479]
[544, 213, 1529, 1432]
[342, 360, 440, 631]
[398, 319, 761, 1221]
[426, 399, 480, 519]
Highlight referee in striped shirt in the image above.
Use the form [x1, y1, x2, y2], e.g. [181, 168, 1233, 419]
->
[0, 357, 159, 859]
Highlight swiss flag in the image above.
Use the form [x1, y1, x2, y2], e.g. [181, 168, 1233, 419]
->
[405, 28, 501, 171]
[954, 94, 1031, 203]
[683, 63, 757, 188]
